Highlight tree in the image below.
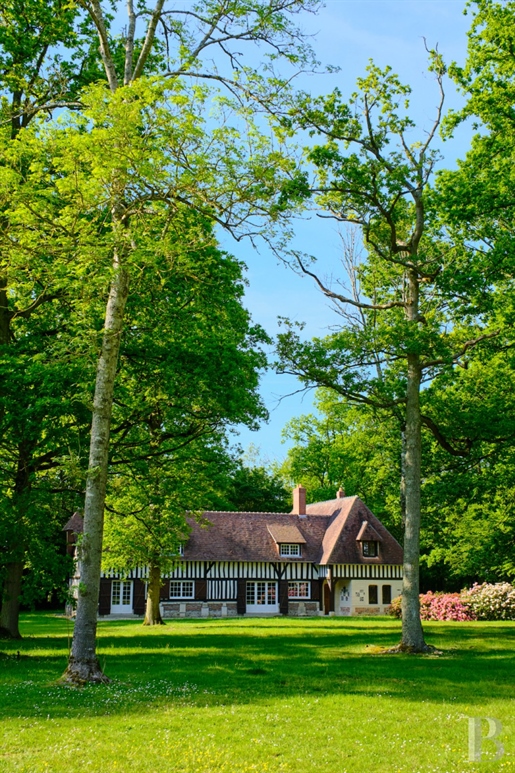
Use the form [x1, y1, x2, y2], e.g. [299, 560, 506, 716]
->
[280, 390, 401, 530]
[276, 60, 504, 651]
[102, 223, 269, 625]
[0, 0, 111, 638]
[51, 0, 320, 683]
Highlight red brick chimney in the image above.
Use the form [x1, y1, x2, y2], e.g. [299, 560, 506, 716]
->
[337, 487, 345, 498]
[293, 484, 306, 516]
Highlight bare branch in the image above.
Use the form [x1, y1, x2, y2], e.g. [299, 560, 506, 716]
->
[422, 330, 501, 369]
[132, 0, 166, 81]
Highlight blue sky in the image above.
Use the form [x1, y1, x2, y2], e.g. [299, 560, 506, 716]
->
[224, 0, 475, 464]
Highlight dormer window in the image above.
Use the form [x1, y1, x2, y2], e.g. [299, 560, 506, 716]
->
[362, 541, 378, 558]
[280, 543, 301, 557]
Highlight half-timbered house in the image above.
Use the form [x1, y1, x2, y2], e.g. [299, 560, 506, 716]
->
[64, 485, 403, 618]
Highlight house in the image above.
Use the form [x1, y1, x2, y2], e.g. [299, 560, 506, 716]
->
[64, 485, 403, 618]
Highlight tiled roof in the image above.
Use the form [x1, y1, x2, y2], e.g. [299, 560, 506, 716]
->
[267, 523, 307, 544]
[184, 497, 403, 566]
[356, 520, 383, 542]
[185, 511, 329, 563]
[312, 497, 403, 565]
[63, 512, 84, 534]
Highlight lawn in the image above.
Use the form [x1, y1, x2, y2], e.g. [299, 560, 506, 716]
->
[0, 614, 514, 773]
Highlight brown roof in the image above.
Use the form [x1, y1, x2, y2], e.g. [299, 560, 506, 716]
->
[184, 497, 403, 566]
[307, 497, 403, 565]
[356, 520, 383, 542]
[267, 523, 307, 544]
[63, 512, 84, 534]
[185, 511, 329, 563]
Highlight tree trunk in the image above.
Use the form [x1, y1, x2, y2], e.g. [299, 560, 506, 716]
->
[399, 268, 430, 652]
[0, 562, 23, 639]
[63, 261, 129, 684]
[143, 564, 164, 626]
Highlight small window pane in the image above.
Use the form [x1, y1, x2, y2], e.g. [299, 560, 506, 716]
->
[288, 581, 310, 598]
[246, 583, 255, 605]
[280, 543, 301, 557]
[382, 585, 392, 604]
[369, 585, 378, 605]
[122, 582, 131, 605]
[112, 581, 121, 606]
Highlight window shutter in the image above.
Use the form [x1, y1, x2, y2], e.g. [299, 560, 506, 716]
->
[160, 580, 169, 601]
[310, 580, 320, 602]
[237, 580, 246, 615]
[133, 579, 146, 615]
[195, 579, 207, 601]
[279, 580, 289, 615]
[98, 578, 112, 616]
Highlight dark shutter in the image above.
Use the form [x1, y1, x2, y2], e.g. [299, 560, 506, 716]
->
[133, 579, 146, 615]
[160, 580, 169, 601]
[237, 580, 246, 615]
[382, 584, 392, 604]
[195, 579, 207, 601]
[279, 580, 289, 615]
[317, 579, 324, 610]
[310, 579, 320, 602]
[368, 584, 378, 604]
[98, 578, 112, 616]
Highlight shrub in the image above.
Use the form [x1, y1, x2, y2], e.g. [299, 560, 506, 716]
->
[461, 582, 515, 621]
[388, 592, 476, 621]
[389, 595, 402, 618]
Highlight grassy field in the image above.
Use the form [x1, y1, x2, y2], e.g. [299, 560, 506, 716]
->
[0, 614, 514, 773]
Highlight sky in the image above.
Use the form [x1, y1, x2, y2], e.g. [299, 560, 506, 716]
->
[223, 0, 475, 464]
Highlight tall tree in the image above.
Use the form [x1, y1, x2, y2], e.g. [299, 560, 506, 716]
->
[55, 0, 320, 683]
[103, 222, 268, 625]
[0, 0, 107, 638]
[276, 61, 504, 651]
[280, 390, 401, 529]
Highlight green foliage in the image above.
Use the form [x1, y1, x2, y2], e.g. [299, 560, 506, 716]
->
[280, 390, 401, 532]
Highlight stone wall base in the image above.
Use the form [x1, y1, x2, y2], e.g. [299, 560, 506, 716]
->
[160, 601, 238, 619]
[288, 601, 320, 617]
[353, 606, 383, 615]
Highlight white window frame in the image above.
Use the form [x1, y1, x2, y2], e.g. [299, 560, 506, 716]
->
[245, 581, 278, 613]
[111, 580, 133, 613]
[169, 580, 194, 599]
[288, 581, 310, 599]
[279, 543, 301, 557]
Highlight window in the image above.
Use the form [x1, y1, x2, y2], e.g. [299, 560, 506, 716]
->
[288, 581, 310, 599]
[280, 543, 301, 557]
[177, 544, 184, 556]
[111, 580, 132, 611]
[368, 584, 378, 605]
[169, 580, 194, 598]
[246, 581, 277, 606]
[362, 541, 378, 557]
[382, 585, 392, 605]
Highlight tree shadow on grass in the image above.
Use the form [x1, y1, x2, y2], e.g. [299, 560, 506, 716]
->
[0, 614, 513, 720]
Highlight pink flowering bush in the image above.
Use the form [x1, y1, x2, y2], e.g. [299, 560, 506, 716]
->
[388, 592, 476, 620]
[419, 592, 476, 621]
[461, 582, 515, 621]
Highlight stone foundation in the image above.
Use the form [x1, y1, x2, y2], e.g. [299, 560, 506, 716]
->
[288, 600, 320, 617]
[354, 606, 383, 615]
[160, 601, 238, 619]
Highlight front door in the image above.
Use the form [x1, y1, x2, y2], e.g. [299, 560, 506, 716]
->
[246, 581, 279, 614]
[111, 580, 133, 614]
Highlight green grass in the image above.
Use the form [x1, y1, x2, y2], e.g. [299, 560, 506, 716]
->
[1, 614, 514, 773]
